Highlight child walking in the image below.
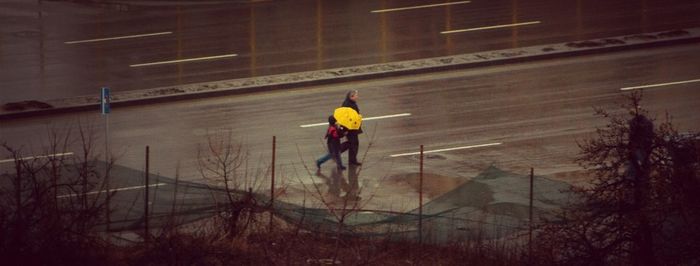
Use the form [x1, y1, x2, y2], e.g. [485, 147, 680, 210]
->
[316, 115, 347, 170]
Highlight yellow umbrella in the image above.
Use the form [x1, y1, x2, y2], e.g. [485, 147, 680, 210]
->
[333, 107, 362, 130]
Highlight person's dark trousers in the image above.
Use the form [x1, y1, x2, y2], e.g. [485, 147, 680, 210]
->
[328, 141, 345, 169]
[346, 131, 360, 164]
[340, 141, 350, 153]
[318, 142, 351, 168]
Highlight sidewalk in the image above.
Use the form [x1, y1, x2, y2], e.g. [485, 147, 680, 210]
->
[2, 27, 699, 120]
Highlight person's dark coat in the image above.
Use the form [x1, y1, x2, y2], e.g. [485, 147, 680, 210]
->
[342, 93, 359, 114]
[325, 116, 346, 145]
[341, 91, 362, 165]
[342, 91, 362, 134]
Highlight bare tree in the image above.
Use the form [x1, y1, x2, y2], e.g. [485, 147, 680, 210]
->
[534, 92, 700, 265]
[196, 129, 267, 239]
[0, 119, 115, 264]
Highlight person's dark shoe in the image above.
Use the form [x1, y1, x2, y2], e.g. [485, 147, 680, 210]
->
[338, 165, 347, 170]
[350, 162, 362, 166]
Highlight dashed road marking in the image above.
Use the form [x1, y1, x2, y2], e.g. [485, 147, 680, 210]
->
[441, 21, 541, 34]
[0, 152, 74, 164]
[57, 183, 168, 199]
[620, 78, 700, 91]
[300, 113, 411, 128]
[130, 54, 238, 67]
[65, 31, 172, 44]
[390, 142, 502, 157]
[371, 1, 471, 13]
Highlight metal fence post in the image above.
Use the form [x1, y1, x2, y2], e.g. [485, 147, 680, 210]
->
[144, 146, 150, 242]
[419, 145, 424, 245]
[270, 136, 276, 232]
[529, 167, 534, 262]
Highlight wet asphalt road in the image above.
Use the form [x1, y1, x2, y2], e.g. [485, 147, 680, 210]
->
[2, 43, 699, 212]
[2, 0, 700, 103]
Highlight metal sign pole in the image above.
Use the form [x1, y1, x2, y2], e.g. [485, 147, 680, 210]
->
[101, 87, 111, 231]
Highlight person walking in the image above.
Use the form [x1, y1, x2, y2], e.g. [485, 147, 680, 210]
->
[342, 90, 362, 166]
[316, 115, 347, 170]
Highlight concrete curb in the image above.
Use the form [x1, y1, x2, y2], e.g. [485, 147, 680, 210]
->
[2, 28, 700, 120]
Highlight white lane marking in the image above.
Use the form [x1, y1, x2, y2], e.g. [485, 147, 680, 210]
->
[441, 21, 541, 34]
[390, 142, 502, 157]
[130, 54, 238, 67]
[300, 122, 332, 128]
[300, 113, 411, 128]
[0, 152, 74, 164]
[620, 78, 700, 91]
[371, 1, 470, 13]
[57, 183, 167, 199]
[364, 113, 412, 121]
[64, 31, 172, 44]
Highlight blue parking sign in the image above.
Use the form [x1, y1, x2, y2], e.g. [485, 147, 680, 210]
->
[101, 87, 110, 114]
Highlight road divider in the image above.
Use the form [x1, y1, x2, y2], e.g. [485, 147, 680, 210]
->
[390, 142, 502, 157]
[65, 31, 172, 44]
[300, 113, 411, 128]
[620, 78, 700, 91]
[0, 152, 74, 164]
[57, 183, 167, 199]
